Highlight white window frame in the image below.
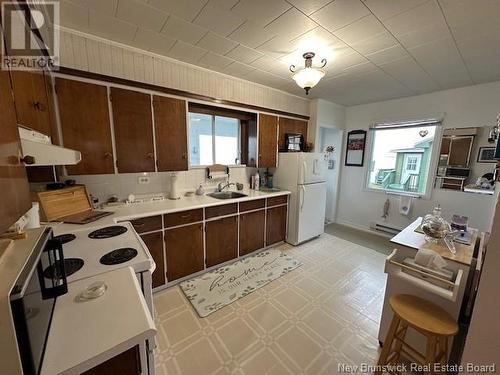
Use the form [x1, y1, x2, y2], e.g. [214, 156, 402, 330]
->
[188, 112, 242, 168]
[363, 119, 443, 199]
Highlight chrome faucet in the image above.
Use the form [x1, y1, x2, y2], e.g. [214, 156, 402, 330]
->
[217, 181, 236, 192]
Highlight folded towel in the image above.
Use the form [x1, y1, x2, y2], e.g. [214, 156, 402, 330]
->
[414, 248, 447, 270]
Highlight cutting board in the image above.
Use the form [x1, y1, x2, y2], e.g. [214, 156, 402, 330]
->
[37, 185, 92, 221]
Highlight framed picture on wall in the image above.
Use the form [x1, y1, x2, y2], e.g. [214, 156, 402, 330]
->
[345, 130, 367, 167]
[477, 147, 496, 163]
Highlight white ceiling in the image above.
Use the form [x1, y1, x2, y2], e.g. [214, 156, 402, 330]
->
[48, 0, 500, 106]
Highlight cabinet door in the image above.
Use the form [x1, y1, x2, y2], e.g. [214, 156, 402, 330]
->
[111, 88, 155, 173]
[206, 216, 238, 267]
[56, 78, 114, 175]
[141, 231, 165, 288]
[153, 95, 188, 171]
[11, 70, 52, 135]
[165, 223, 204, 281]
[266, 205, 287, 246]
[82, 345, 140, 375]
[278, 117, 308, 151]
[0, 68, 31, 234]
[258, 114, 278, 167]
[448, 137, 473, 166]
[240, 210, 265, 256]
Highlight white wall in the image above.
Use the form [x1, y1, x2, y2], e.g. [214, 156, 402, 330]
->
[309, 99, 346, 148]
[337, 81, 499, 233]
[58, 29, 310, 117]
[320, 127, 344, 222]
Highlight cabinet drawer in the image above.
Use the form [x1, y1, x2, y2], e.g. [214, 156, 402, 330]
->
[267, 195, 287, 207]
[239, 199, 265, 212]
[130, 215, 162, 233]
[164, 208, 203, 228]
[205, 203, 238, 219]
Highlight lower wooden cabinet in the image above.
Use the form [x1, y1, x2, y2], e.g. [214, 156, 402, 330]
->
[239, 210, 265, 256]
[82, 345, 140, 375]
[165, 223, 204, 281]
[266, 205, 287, 246]
[140, 232, 165, 288]
[206, 216, 238, 267]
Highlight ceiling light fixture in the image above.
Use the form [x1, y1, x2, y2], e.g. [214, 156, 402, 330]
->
[289, 52, 327, 95]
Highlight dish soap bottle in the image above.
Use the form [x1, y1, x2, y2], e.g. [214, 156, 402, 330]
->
[254, 172, 260, 190]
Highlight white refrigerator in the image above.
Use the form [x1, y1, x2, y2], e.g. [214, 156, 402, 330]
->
[273, 152, 327, 245]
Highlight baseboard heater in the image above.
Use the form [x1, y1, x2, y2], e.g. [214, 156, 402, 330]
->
[370, 222, 401, 236]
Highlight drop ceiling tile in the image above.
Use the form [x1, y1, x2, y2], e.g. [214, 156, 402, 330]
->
[161, 15, 207, 45]
[69, 0, 118, 16]
[88, 11, 137, 44]
[352, 32, 398, 55]
[196, 32, 238, 55]
[264, 8, 316, 41]
[251, 56, 289, 77]
[328, 50, 367, 73]
[231, 0, 291, 27]
[167, 40, 207, 63]
[147, 0, 208, 22]
[286, 0, 333, 16]
[116, 0, 168, 32]
[225, 45, 263, 64]
[310, 0, 370, 32]
[257, 36, 300, 59]
[224, 61, 256, 77]
[363, 0, 429, 21]
[333, 15, 386, 44]
[58, 0, 89, 30]
[198, 51, 234, 69]
[229, 21, 276, 49]
[245, 69, 289, 89]
[380, 56, 438, 94]
[132, 28, 176, 55]
[193, 1, 245, 36]
[366, 45, 408, 65]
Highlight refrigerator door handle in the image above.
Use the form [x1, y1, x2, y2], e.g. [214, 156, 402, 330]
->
[300, 185, 306, 211]
[302, 161, 307, 184]
[313, 159, 318, 175]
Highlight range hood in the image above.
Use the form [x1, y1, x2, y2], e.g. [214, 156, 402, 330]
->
[18, 127, 82, 166]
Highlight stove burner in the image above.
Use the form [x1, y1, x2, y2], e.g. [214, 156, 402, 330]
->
[88, 225, 127, 239]
[43, 258, 84, 279]
[53, 233, 76, 244]
[100, 248, 138, 265]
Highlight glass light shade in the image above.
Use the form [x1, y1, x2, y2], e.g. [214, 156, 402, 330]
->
[292, 67, 325, 89]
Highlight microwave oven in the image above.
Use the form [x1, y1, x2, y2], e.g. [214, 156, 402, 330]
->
[10, 228, 68, 375]
[284, 133, 304, 152]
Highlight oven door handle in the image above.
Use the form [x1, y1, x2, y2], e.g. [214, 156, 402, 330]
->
[40, 240, 68, 299]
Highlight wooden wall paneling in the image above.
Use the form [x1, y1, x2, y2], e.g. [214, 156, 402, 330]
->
[258, 114, 278, 167]
[153, 95, 188, 171]
[110, 87, 155, 173]
[55, 78, 114, 175]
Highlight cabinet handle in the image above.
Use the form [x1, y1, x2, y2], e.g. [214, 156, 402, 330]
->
[133, 221, 145, 227]
[21, 155, 35, 165]
[147, 152, 154, 159]
[104, 152, 112, 158]
[180, 214, 191, 219]
[182, 153, 187, 160]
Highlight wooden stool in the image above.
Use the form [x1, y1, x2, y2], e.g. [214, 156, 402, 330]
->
[375, 294, 459, 375]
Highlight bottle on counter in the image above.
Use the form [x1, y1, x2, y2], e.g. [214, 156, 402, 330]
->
[254, 172, 260, 190]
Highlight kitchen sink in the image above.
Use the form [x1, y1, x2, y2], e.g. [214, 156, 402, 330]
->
[208, 191, 247, 200]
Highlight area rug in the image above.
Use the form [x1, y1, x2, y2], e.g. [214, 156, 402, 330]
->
[180, 249, 302, 317]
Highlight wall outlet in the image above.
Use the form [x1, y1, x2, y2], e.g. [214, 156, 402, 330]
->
[138, 176, 150, 184]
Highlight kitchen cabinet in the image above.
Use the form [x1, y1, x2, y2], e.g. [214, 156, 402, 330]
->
[165, 223, 204, 281]
[206, 216, 238, 267]
[266, 205, 287, 246]
[110, 88, 155, 173]
[82, 345, 140, 375]
[440, 135, 474, 166]
[153, 95, 188, 171]
[258, 114, 278, 167]
[10, 70, 53, 136]
[56, 78, 114, 175]
[278, 117, 308, 151]
[0, 66, 31, 234]
[141, 231, 165, 288]
[239, 210, 265, 256]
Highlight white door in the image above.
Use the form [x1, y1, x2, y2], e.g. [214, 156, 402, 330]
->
[297, 182, 326, 243]
[299, 153, 326, 184]
[402, 154, 421, 185]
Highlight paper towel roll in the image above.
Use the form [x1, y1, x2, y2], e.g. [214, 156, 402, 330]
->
[399, 195, 412, 216]
[414, 248, 447, 270]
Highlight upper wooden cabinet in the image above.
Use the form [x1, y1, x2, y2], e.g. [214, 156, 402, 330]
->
[10, 70, 53, 136]
[278, 117, 308, 151]
[56, 78, 114, 175]
[153, 95, 188, 171]
[110, 88, 155, 173]
[258, 114, 278, 168]
[0, 68, 31, 234]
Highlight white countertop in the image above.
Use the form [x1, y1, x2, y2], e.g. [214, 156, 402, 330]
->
[49, 188, 290, 233]
[41, 267, 156, 375]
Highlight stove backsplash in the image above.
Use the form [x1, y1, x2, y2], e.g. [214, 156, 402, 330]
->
[57, 166, 256, 205]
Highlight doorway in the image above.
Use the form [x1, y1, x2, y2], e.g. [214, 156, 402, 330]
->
[319, 126, 343, 224]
